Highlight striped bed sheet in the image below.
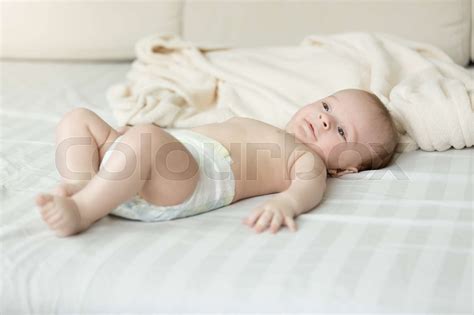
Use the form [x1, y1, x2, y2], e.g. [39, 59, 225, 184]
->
[1, 61, 472, 314]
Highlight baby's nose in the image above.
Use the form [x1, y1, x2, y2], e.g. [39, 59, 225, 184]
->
[318, 113, 331, 129]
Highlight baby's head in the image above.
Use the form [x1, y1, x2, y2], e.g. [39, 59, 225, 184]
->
[286, 89, 398, 176]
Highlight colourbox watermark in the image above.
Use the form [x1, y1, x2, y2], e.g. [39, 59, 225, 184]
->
[55, 133, 410, 182]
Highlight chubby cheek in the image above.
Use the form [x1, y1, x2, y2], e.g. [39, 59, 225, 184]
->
[288, 109, 308, 132]
[301, 105, 317, 118]
[287, 111, 299, 128]
[313, 136, 342, 161]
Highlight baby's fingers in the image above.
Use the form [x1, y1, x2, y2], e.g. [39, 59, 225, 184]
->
[243, 208, 265, 227]
[270, 212, 283, 234]
[254, 210, 273, 233]
[284, 215, 297, 232]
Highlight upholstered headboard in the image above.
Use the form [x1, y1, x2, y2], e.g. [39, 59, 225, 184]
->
[1, 0, 472, 65]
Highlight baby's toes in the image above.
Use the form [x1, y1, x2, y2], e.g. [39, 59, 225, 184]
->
[36, 194, 58, 221]
[43, 209, 61, 224]
[35, 193, 53, 207]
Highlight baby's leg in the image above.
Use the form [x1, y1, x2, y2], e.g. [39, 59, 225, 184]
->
[37, 124, 199, 237]
[54, 108, 120, 195]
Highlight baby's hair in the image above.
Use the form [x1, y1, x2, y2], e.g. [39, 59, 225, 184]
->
[359, 91, 399, 171]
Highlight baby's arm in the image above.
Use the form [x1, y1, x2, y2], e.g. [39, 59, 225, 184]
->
[243, 151, 327, 234]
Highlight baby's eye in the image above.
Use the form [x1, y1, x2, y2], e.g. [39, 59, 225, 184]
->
[322, 102, 329, 111]
[337, 126, 346, 139]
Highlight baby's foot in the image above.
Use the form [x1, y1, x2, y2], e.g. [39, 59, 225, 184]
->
[54, 182, 86, 197]
[36, 193, 90, 237]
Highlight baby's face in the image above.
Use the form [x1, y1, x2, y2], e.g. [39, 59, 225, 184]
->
[286, 89, 386, 174]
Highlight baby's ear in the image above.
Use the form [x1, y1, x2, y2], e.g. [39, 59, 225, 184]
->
[328, 167, 358, 177]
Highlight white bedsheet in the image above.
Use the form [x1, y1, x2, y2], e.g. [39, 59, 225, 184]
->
[1, 61, 472, 314]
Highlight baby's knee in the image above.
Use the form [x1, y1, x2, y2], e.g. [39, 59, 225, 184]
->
[57, 107, 96, 130]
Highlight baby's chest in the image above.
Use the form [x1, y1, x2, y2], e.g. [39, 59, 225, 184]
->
[228, 138, 294, 190]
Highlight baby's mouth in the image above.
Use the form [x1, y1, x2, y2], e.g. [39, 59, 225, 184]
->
[305, 119, 317, 141]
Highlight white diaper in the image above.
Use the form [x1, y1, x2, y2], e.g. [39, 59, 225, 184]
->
[100, 128, 235, 221]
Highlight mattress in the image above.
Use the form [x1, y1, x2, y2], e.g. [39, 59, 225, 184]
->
[1, 61, 472, 314]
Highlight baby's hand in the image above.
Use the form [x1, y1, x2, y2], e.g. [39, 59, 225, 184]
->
[243, 197, 297, 234]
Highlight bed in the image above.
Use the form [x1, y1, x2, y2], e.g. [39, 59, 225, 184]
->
[1, 59, 472, 314]
[1, 1, 473, 314]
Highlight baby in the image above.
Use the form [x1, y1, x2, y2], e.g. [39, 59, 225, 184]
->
[36, 89, 398, 237]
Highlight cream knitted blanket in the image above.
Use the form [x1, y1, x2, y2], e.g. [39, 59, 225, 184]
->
[107, 33, 474, 152]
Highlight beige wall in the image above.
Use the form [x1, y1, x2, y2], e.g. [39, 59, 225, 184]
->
[0, 1, 182, 60]
[471, 0, 474, 62]
[1, 0, 472, 65]
[184, 0, 471, 66]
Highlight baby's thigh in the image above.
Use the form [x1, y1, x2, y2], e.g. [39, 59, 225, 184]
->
[138, 127, 199, 207]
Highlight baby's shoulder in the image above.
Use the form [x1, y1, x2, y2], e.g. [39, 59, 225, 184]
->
[287, 145, 327, 177]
